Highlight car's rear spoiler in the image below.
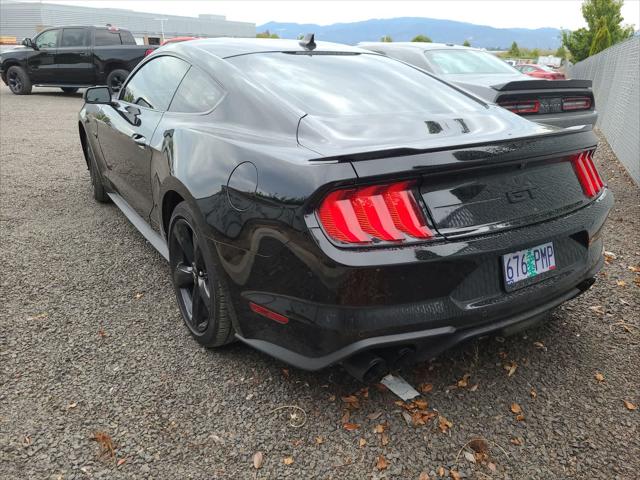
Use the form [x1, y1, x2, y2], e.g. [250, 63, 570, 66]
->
[491, 79, 592, 91]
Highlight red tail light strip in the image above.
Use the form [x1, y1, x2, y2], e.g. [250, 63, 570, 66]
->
[562, 97, 592, 111]
[498, 100, 540, 114]
[249, 302, 289, 324]
[317, 181, 434, 245]
[572, 150, 604, 198]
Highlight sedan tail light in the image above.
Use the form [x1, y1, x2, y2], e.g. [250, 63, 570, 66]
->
[562, 97, 591, 111]
[144, 48, 155, 56]
[572, 150, 604, 198]
[498, 100, 540, 114]
[317, 181, 434, 245]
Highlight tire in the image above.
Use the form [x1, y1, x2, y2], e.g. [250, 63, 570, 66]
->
[85, 137, 110, 203]
[168, 202, 236, 348]
[6, 66, 32, 95]
[61, 87, 79, 94]
[106, 69, 129, 94]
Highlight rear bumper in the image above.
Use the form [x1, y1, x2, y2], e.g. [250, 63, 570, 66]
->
[229, 189, 613, 370]
[534, 110, 598, 128]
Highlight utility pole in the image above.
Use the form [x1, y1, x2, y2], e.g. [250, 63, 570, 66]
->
[154, 18, 168, 42]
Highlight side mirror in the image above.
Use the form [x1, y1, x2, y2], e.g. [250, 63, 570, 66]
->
[22, 38, 37, 49]
[84, 86, 113, 105]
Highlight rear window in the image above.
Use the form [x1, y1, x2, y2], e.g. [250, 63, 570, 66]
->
[424, 50, 519, 75]
[94, 29, 134, 46]
[228, 52, 483, 116]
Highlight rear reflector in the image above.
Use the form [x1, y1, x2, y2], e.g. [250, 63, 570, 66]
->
[572, 150, 604, 198]
[562, 97, 591, 111]
[249, 302, 289, 324]
[317, 181, 434, 245]
[498, 100, 540, 114]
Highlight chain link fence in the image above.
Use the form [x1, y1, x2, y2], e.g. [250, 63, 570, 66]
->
[568, 37, 639, 185]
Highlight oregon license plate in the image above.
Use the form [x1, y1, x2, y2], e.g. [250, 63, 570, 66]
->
[503, 242, 556, 288]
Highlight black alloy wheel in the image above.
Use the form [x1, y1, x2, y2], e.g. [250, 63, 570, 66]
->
[6, 66, 32, 94]
[170, 217, 213, 336]
[106, 69, 128, 93]
[7, 70, 22, 93]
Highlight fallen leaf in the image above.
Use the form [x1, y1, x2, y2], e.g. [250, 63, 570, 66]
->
[589, 305, 605, 315]
[604, 251, 616, 262]
[468, 437, 489, 453]
[315, 436, 324, 445]
[419, 472, 431, 480]
[419, 383, 433, 394]
[373, 424, 385, 434]
[341, 410, 350, 424]
[381, 432, 389, 446]
[367, 411, 383, 420]
[463, 451, 476, 463]
[437, 466, 446, 476]
[623, 400, 637, 411]
[27, 312, 48, 321]
[414, 399, 429, 410]
[595, 372, 605, 382]
[516, 414, 526, 422]
[628, 265, 640, 273]
[450, 470, 462, 480]
[375, 455, 388, 471]
[117, 458, 127, 467]
[487, 461, 497, 472]
[341, 395, 360, 408]
[98, 327, 107, 338]
[530, 387, 537, 399]
[505, 362, 518, 377]
[67, 402, 78, 409]
[283, 456, 294, 465]
[533, 341, 545, 350]
[343, 422, 360, 431]
[359, 387, 369, 398]
[510, 437, 522, 446]
[635, 277, 640, 287]
[134, 292, 144, 299]
[328, 395, 336, 402]
[91, 431, 115, 459]
[22, 435, 31, 447]
[374, 383, 388, 392]
[358, 438, 367, 447]
[456, 374, 471, 388]
[281, 368, 289, 378]
[470, 384, 479, 392]
[616, 280, 627, 287]
[252, 451, 264, 469]
[438, 415, 453, 433]
[510, 403, 522, 415]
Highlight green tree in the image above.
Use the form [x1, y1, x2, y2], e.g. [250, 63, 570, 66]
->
[462, 39, 471, 47]
[531, 48, 541, 58]
[555, 45, 567, 58]
[411, 34, 432, 42]
[380, 35, 393, 42]
[509, 41, 520, 57]
[256, 30, 279, 39]
[562, 0, 634, 61]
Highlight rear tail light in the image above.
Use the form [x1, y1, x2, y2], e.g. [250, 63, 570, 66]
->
[144, 48, 155, 56]
[317, 181, 434, 245]
[249, 302, 289, 324]
[498, 100, 540, 114]
[562, 97, 591, 111]
[572, 150, 604, 198]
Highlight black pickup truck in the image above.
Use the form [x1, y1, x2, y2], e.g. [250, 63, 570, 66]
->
[0, 25, 155, 95]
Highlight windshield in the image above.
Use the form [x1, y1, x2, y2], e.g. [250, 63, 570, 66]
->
[227, 52, 483, 116]
[424, 49, 519, 75]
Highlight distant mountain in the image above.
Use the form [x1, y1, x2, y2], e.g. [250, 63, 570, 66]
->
[257, 17, 562, 49]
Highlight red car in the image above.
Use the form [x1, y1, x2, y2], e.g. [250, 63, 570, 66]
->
[160, 36, 198, 46]
[516, 64, 565, 80]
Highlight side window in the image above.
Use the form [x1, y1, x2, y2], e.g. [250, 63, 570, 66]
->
[35, 29, 60, 49]
[119, 31, 136, 45]
[169, 67, 224, 113]
[120, 56, 189, 111]
[95, 29, 122, 46]
[60, 28, 88, 47]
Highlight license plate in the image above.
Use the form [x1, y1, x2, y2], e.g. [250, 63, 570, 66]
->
[502, 242, 556, 288]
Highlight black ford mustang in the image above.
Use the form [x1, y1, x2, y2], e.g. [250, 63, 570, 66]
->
[78, 38, 612, 381]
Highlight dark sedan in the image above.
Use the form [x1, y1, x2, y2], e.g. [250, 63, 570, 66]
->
[78, 38, 612, 382]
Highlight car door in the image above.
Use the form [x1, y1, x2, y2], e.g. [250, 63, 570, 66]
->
[56, 27, 94, 84]
[97, 55, 190, 219]
[28, 29, 60, 83]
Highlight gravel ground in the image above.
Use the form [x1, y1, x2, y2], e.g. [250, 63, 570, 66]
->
[0, 85, 638, 480]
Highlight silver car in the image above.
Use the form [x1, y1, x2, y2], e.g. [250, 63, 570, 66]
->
[359, 42, 597, 128]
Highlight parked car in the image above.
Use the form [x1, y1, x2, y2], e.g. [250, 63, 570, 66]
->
[79, 38, 612, 381]
[516, 63, 566, 80]
[0, 25, 155, 95]
[359, 42, 596, 128]
[160, 36, 198, 46]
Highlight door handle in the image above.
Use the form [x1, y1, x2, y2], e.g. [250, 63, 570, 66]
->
[132, 133, 147, 148]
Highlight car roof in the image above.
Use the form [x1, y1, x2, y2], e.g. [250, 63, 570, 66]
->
[358, 42, 481, 52]
[164, 37, 369, 59]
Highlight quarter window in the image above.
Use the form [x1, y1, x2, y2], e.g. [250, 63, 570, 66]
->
[35, 29, 60, 49]
[60, 28, 88, 47]
[95, 29, 124, 46]
[169, 67, 224, 113]
[120, 56, 189, 111]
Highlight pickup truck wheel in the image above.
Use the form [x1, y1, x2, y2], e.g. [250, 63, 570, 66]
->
[61, 87, 79, 94]
[106, 69, 129, 93]
[7, 66, 32, 95]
